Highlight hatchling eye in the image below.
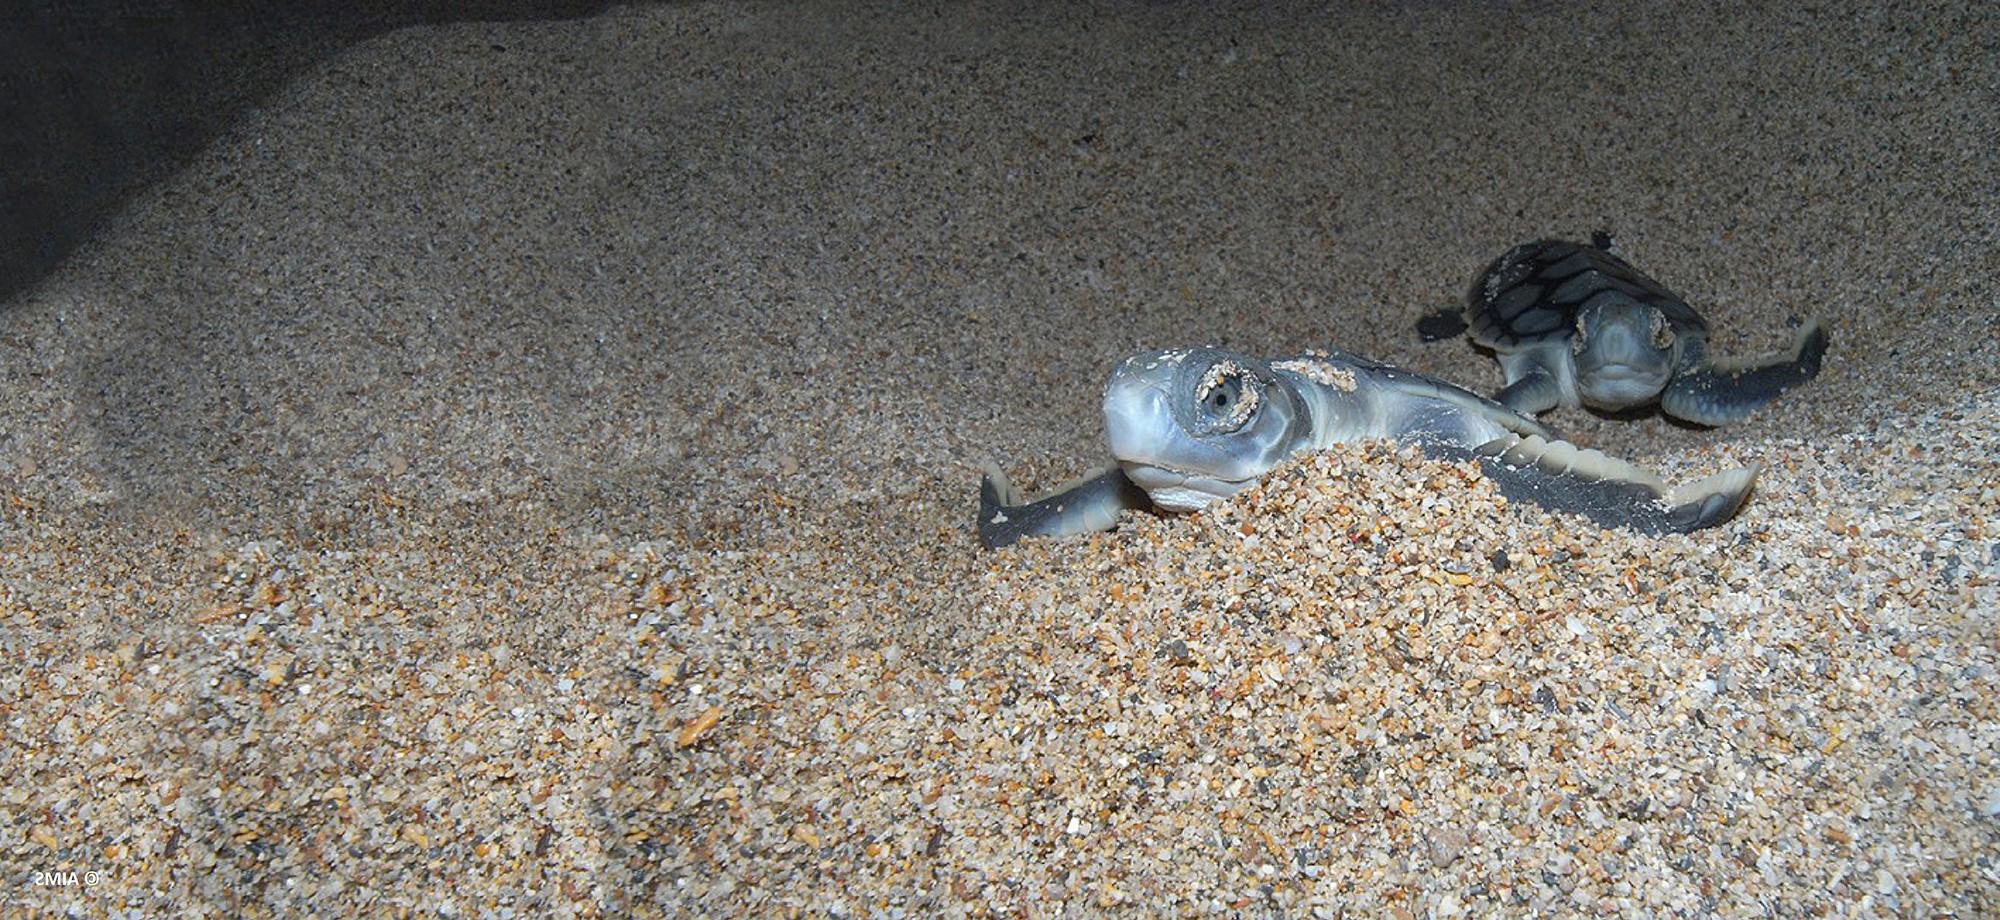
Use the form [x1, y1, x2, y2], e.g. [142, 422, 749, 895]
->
[1194, 361, 1261, 432]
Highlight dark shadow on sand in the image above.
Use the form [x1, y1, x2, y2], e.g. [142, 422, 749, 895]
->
[0, 1, 630, 309]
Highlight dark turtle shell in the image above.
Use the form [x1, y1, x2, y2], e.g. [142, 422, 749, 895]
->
[1464, 239, 1707, 350]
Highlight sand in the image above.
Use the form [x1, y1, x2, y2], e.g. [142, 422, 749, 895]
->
[2, 0, 1996, 915]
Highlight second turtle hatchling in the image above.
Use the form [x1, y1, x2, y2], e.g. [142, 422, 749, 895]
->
[1464, 238, 1828, 426]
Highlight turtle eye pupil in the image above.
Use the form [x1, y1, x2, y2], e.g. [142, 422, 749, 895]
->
[1193, 361, 1261, 433]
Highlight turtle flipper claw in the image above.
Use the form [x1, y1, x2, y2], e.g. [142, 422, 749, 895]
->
[1662, 316, 1829, 426]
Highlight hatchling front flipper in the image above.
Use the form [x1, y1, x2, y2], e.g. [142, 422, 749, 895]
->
[1662, 317, 1830, 426]
[976, 462, 1154, 549]
[1427, 435, 1758, 535]
[1492, 368, 1566, 416]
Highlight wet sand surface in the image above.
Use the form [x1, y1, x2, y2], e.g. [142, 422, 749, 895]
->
[3, 1, 1996, 914]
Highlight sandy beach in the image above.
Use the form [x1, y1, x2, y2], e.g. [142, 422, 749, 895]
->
[3, 1, 1996, 914]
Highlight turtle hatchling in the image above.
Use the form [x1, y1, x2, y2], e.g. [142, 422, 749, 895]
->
[1464, 238, 1828, 425]
[976, 345, 1758, 549]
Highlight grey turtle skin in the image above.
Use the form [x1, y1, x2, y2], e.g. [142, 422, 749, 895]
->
[1466, 238, 1829, 426]
[978, 346, 1759, 549]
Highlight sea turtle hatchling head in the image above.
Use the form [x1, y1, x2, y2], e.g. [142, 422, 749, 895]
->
[1563, 292, 1684, 408]
[1464, 238, 1829, 426]
[1100, 348, 1313, 512]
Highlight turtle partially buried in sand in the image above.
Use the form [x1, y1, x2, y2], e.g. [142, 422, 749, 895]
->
[1461, 238, 1829, 426]
[977, 346, 1758, 549]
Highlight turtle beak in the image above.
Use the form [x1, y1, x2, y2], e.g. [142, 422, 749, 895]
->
[1102, 365, 1177, 467]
